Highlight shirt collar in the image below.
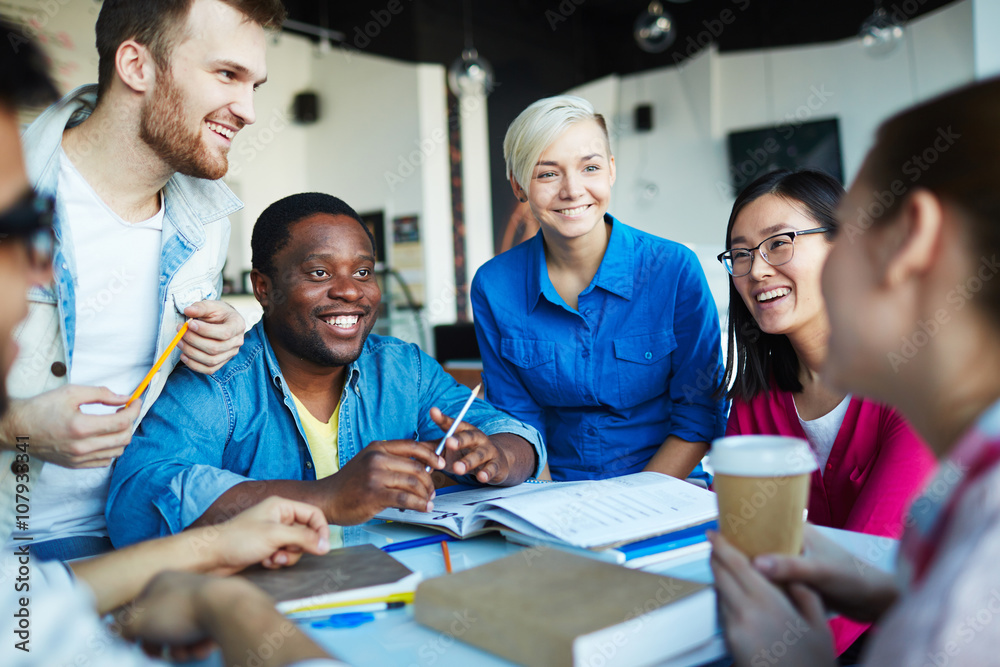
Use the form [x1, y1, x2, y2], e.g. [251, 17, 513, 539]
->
[591, 215, 635, 300]
[526, 213, 634, 312]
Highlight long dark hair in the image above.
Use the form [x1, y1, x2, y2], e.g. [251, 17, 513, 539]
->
[720, 169, 845, 402]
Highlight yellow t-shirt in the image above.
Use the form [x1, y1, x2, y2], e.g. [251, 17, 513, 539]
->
[290, 393, 343, 549]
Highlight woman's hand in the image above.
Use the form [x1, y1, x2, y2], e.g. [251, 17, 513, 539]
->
[709, 531, 836, 667]
[752, 523, 899, 623]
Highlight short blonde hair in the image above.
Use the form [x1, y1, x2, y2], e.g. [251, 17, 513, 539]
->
[503, 95, 611, 196]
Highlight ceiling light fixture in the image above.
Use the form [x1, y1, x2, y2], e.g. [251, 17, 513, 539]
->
[859, 2, 905, 57]
[634, 1, 677, 54]
[447, 0, 495, 97]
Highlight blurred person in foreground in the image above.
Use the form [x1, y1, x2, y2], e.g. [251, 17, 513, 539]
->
[711, 77, 1000, 666]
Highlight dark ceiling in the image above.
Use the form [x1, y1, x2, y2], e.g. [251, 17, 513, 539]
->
[283, 0, 959, 87]
[282, 0, 961, 253]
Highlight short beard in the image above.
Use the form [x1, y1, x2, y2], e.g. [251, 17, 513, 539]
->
[268, 309, 377, 369]
[139, 69, 229, 180]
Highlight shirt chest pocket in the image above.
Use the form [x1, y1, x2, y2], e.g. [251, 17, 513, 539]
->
[499, 338, 561, 405]
[613, 330, 676, 407]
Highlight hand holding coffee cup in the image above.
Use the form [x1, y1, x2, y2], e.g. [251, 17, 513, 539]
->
[710, 435, 818, 558]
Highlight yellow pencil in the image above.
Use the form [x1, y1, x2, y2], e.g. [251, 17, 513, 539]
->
[126, 321, 189, 407]
[441, 540, 453, 574]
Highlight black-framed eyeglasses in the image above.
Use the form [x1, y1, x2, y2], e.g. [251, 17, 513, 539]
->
[717, 227, 830, 278]
[0, 191, 55, 271]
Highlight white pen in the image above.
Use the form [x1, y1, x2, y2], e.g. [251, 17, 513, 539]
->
[427, 383, 482, 472]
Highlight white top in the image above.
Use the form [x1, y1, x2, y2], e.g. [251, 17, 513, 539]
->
[26, 150, 163, 545]
[865, 454, 1000, 664]
[796, 394, 851, 476]
[0, 559, 346, 667]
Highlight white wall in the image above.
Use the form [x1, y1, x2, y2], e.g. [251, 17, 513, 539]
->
[9, 2, 453, 344]
[566, 0, 976, 317]
[10, 0, 982, 341]
[569, 0, 975, 248]
[972, 0, 1000, 78]
[225, 33, 314, 282]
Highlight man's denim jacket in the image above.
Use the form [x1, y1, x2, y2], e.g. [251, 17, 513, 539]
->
[1, 85, 238, 545]
[106, 320, 546, 547]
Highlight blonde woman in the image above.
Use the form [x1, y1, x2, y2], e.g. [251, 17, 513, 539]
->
[471, 95, 726, 482]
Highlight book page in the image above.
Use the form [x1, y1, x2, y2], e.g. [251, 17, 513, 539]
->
[475, 472, 718, 549]
[375, 481, 547, 536]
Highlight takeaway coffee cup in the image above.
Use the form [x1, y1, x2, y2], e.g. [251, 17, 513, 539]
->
[710, 435, 818, 558]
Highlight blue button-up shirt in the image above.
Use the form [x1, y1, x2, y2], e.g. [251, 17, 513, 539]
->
[471, 215, 726, 481]
[106, 320, 546, 547]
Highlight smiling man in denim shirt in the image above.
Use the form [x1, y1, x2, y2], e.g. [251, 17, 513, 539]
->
[107, 193, 545, 547]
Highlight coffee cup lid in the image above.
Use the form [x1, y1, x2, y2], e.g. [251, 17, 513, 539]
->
[709, 435, 818, 476]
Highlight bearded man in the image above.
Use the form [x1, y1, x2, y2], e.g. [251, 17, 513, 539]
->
[0, 0, 286, 560]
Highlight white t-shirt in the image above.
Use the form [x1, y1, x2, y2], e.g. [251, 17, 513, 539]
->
[25, 150, 163, 545]
[796, 394, 851, 475]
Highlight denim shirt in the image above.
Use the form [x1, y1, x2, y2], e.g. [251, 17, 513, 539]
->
[106, 320, 546, 547]
[471, 215, 727, 481]
[0, 86, 237, 547]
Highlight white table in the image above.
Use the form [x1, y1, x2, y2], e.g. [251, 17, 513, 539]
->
[289, 522, 897, 667]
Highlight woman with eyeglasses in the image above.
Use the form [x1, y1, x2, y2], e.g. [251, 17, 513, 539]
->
[717, 168, 936, 658]
[711, 76, 1000, 667]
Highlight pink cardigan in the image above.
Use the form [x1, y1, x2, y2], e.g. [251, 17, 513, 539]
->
[726, 388, 937, 655]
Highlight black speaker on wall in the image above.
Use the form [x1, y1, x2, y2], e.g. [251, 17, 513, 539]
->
[293, 92, 319, 124]
[635, 104, 653, 132]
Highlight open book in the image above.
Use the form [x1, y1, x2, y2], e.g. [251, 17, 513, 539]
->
[375, 471, 718, 550]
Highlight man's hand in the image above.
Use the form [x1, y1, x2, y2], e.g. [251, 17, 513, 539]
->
[0, 386, 140, 468]
[322, 440, 444, 525]
[199, 496, 331, 576]
[709, 531, 836, 667]
[179, 300, 245, 374]
[429, 407, 527, 485]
